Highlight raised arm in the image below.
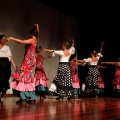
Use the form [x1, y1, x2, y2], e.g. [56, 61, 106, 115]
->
[34, 24, 39, 32]
[34, 24, 40, 45]
[99, 42, 104, 53]
[7, 37, 35, 44]
[101, 62, 116, 65]
[70, 38, 74, 47]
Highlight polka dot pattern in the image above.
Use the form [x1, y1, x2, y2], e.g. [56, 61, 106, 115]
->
[50, 63, 73, 97]
[85, 66, 99, 94]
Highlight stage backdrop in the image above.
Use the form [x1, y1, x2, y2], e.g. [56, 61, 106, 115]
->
[0, 0, 78, 94]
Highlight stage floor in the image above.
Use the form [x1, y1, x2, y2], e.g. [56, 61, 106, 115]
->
[0, 96, 120, 120]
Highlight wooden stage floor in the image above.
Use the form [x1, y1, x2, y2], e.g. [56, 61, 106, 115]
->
[0, 96, 120, 120]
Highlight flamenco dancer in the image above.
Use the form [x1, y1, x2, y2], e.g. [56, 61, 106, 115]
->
[101, 57, 120, 97]
[44, 39, 75, 100]
[7, 24, 39, 104]
[0, 33, 16, 101]
[77, 42, 104, 97]
[35, 45, 51, 99]
[97, 65, 106, 96]
[69, 53, 81, 97]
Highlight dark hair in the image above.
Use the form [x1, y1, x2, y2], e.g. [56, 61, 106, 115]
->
[116, 57, 120, 62]
[62, 41, 69, 49]
[36, 45, 42, 53]
[29, 24, 39, 38]
[0, 33, 6, 40]
[90, 50, 97, 57]
[69, 54, 76, 61]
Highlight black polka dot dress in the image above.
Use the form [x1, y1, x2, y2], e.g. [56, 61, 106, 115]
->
[52, 62, 73, 97]
[84, 53, 103, 96]
[85, 66, 99, 94]
[49, 47, 75, 97]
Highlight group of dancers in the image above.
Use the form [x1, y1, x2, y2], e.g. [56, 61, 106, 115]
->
[0, 24, 120, 104]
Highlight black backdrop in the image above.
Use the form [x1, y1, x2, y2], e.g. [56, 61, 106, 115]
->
[77, 1, 120, 96]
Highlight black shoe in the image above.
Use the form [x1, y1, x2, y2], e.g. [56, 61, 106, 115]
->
[16, 99, 24, 104]
[26, 99, 36, 103]
[56, 96, 63, 100]
[1, 89, 6, 98]
[40, 91, 46, 99]
[1, 92, 4, 98]
[26, 96, 31, 99]
[40, 95, 46, 99]
[67, 96, 73, 100]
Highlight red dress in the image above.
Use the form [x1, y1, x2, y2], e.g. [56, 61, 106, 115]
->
[10, 41, 36, 91]
[69, 61, 80, 89]
[98, 70, 104, 88]
[112, 64, 120, 89]
[35, 55, 48, 87]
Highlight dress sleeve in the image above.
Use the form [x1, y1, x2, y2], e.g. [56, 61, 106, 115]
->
[68, 46, 75, 54]
[96, 53, 103, 60]
[6, 46, 12, 61]
[83, 58, 92, 63]
[7, 46, 12, 56]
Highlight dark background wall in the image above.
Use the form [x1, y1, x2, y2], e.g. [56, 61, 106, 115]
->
[77, 1, 120, 96]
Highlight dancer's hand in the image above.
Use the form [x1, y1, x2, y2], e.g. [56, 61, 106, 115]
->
[7, 37, 14, 41]
[41, 49, 44, 53]
[70, 38, 74, 42]
[70, 38, 74, 47]
[101, 42, 104, 46]
[100, 62, 104, 65]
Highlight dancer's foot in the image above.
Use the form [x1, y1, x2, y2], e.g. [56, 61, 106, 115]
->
[56, 96, 63, 100]
[1, 89, 6, 98]
[40, 91, 46, 99]
[26, 99, 36, 103]
[16, 98, 24, 104]
[67, 96, 73, 100]
[26, 96, 31, 99]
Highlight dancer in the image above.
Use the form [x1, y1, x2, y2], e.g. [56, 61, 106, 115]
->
[7, 24, 39, 104]
[101, 57, 120, 97]
[97, 65, 106, 96]
[44, 39, 75, 100]
[77, 42, 104, 97]
[35, 45, 51, 99]
[0, 33, 16, 101]
[69, 53, 81, 97]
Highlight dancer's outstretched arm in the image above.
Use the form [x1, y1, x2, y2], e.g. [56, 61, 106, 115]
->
[44, 49, 54, 53]
[76, 60, 85, 63]
[7, 37, 36, 44]
[101, 62, 116, 65]
[70, 38, 74, 47]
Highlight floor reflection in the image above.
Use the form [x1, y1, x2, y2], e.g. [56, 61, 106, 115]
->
[0, 97, 120, 120]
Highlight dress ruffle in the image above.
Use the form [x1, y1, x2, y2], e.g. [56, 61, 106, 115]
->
[10, 79, 35, 91]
